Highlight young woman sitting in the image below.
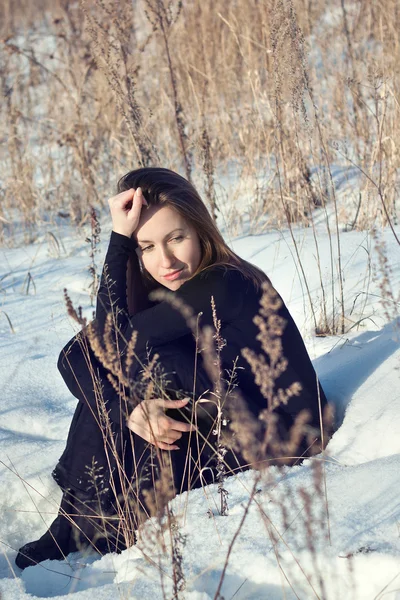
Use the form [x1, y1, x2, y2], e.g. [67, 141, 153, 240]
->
[16, 167, 330, 569]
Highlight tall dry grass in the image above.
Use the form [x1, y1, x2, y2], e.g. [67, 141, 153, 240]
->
[1, 0, 399, 333]
[52, 278, 332, 599]
[1, 0, 399, 233]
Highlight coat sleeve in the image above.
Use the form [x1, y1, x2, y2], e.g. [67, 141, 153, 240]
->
[58, 231, 145, 426]
[118, 267, 249, 354]
[96, 230, 150, 332]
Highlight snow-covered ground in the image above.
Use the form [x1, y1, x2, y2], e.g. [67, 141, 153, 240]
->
[0, 216, 399, 599]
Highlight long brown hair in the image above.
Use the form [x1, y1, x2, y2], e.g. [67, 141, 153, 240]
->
[117, 167, 268, 303]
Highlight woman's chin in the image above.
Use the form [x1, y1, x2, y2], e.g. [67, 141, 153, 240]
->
[162, 278, 186, 291]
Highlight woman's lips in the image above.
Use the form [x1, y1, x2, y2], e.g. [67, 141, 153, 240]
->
[163, 268, 184, 281]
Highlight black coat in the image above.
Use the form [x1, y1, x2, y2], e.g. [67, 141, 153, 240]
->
[55, 232, 329, 502]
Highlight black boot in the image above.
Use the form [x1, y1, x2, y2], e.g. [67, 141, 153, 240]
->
[15, 492, 79, 570]
[15, 489, 128, 570]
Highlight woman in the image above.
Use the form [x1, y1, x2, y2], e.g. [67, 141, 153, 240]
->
[16, 167, 329, 569]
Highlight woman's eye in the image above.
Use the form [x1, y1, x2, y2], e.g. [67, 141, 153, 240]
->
[141, 245, 153, 253]
[171, 236, 184, 243]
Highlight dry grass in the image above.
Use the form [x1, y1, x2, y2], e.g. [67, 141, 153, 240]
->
[2, 1, 399, 596]
[48, 280, 334, 598]
[0, 0, 399, 237]
[1, 0, 399, 334]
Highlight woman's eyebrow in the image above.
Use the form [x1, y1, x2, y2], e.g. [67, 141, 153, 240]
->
[138, 228, 185, 244]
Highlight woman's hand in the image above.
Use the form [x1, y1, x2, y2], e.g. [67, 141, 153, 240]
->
[127, 398, 195, 451]
[108, 187, 147, 238]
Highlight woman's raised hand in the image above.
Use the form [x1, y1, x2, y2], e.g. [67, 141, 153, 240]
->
[108, 187, 147, 238]
[127, 398, 195, 451]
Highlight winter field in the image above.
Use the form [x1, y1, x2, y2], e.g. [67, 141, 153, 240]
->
[1, 0, 400, 598]
[0, 199, 399, 599]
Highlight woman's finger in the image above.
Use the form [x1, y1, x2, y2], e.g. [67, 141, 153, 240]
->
[157, 430, 183, 443]
[127, 188, 146, 221]
[108, 188, 135, 208]
[155, 442, 180, 451]
[164, 417, 196, 433]
[146, 438, 180, 450]
[148, 436, 180, 451]
[156, 398, 191, 410]
[138, 187, 148, 206]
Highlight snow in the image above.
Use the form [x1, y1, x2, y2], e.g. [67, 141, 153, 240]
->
[1, 216, 400, 599]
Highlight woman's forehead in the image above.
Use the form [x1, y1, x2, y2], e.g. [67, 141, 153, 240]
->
[136, 205, 187, 241]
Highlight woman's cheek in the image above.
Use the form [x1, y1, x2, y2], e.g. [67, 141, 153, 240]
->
[143, 255, 157, 278]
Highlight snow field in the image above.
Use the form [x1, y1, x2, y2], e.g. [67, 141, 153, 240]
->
[0, 221, 399, 599]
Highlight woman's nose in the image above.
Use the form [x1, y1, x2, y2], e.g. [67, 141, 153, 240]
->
[159, 246, 176, 268]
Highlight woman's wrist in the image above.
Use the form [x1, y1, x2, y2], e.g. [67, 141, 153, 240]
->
[111, 229, 131, 238]
[110, 230, 138, 250]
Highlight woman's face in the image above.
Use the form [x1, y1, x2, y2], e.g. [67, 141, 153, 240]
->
[135, 205, 202, 290]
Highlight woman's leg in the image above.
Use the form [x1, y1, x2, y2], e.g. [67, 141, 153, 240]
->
[15, 487, 128, 570]
[15, 405, 129, 570]
[16, 336, 229, 569]
[15, 491, 79, 569]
